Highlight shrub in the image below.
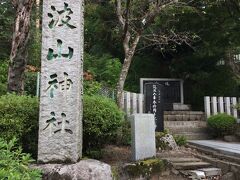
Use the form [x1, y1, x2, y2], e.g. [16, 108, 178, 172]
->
[173, 135, 187, 146]
[0, 94, 39, 158]
[116, 120, 131, 146]
[0, 138, 41, 180]
[0, 60, 8, 84]
[207, 113, 236, 137]
[0, 83, 7, 96]
[83, 95, 124, 152]
[155, 129, 187, 150]
[155, 129, 170, 150]
[84, 80, 102, 96]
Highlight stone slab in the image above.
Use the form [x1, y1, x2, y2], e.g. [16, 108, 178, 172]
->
[38, 0, 84, 163]
[198, 168, 221, 177]
[173, 103, 191, 111]
[164, 157, 201, 163]
[131, 114, 156, 161]
[188, 140, 240, 158]
[188, 170, 205, 179]
[172, 162, 211, 170]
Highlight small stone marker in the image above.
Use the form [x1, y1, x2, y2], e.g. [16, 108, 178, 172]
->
[131, 114, 156, 161]
[38, 0, 84, 163]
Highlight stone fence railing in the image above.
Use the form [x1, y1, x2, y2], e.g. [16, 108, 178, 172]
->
[204, 96, 239, 119]
[123, 91, 144, 116]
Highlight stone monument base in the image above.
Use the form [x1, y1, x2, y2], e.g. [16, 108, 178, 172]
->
[32, 159, 112, 180]
[131, 114, 156, 161]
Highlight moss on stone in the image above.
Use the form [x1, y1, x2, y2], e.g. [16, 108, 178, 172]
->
[124, 158, 166, 178]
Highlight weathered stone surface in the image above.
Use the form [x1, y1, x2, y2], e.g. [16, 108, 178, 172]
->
[38, 0, 84, 163]
[131, 114, 156, 161]
[198, 168, 221, 177]
[34, 159, 112, 180]
[173, 103, 191, 111]
[172, 162, 211, 170]
[164, 157, 201, 163]
[224, 135, 239, 142]
[188, 170, 205, 179]
[159, 134, 178, 151]
[222, 172, 235, 180]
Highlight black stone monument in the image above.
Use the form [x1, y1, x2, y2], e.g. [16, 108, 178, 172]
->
[141, 79, 183, 110]
[144, 83, 164, 132]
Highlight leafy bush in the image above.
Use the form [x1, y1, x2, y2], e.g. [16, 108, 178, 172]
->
[207, 113, 237, 137]
[0, 60, 8, 84]
[0, 60, 8, 96]
[84, 53, 121, 88]
[84, 80, 102, 96]
[173, 135, 187, 146]
[0, 83, 7, 96]
[83, 95, 124, 152]
[156, 129, 187, 150]
[0, 94, 39, 158]
[155, 129, 170, 150]
[0, 138, 41, 180]
[116, 120, 131, 146]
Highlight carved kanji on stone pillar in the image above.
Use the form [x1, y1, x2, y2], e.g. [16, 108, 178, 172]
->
[38, 0, 84, 163]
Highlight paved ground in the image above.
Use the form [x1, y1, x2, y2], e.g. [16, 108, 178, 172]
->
[188, 140, 240, 158]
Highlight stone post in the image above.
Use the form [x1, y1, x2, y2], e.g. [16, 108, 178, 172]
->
[38, 0, 84, 163]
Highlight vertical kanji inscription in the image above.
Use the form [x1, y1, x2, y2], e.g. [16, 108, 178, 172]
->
[38, 0, 84, 163]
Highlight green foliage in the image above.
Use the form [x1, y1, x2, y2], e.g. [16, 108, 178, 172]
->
[84, 53, 121, 88]
[83, 95, 124, 152]
[155, 129, 186, 149]
[85, 150, 103, 160]
[124, 158, 165, 178]
[85, 3, 120, 55]
[0, 83, 7, 96]
[0, 60, 8, 96]
[84, 80, 102, 96]
[0, 94, 39, 158]
[0, 60, 8, 84]
[25, 72, 38, 96]
[0, 1, 14, 59]
[116, 120, 131, 146]
[173, 135, 187, 146]
[155, 129, 170, 150]
[207, 113, 237, 137]
[0, 138, 41, 180]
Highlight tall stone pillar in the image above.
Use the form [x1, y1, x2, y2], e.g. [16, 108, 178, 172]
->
[38, 0, 84, 163]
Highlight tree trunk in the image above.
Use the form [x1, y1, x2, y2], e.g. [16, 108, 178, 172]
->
[117, 34, 141, 109]
[117, 55, 133, 109]
[7, 0, 34, 94]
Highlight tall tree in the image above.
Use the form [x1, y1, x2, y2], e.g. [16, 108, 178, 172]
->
[115, 0, 195, 108]
[7, 0, 34, 94]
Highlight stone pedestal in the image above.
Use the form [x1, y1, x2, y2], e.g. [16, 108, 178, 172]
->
[131, 114, 156, 161]
[38, 0, 84, 163]
[32, 160, 112, 180]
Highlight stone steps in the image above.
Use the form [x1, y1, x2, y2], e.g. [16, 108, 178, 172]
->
[173, 161, 212, 170]
[165, 121, 207, 127]
[174, 133, 210, 140]
[164, 111, 205, 121]
[187, 143, 240, 165]
[165, 120, 209, 140]
[164, 111, 208, 140]
[187, 144, 240, 179]
[163, 157, 222, 179]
